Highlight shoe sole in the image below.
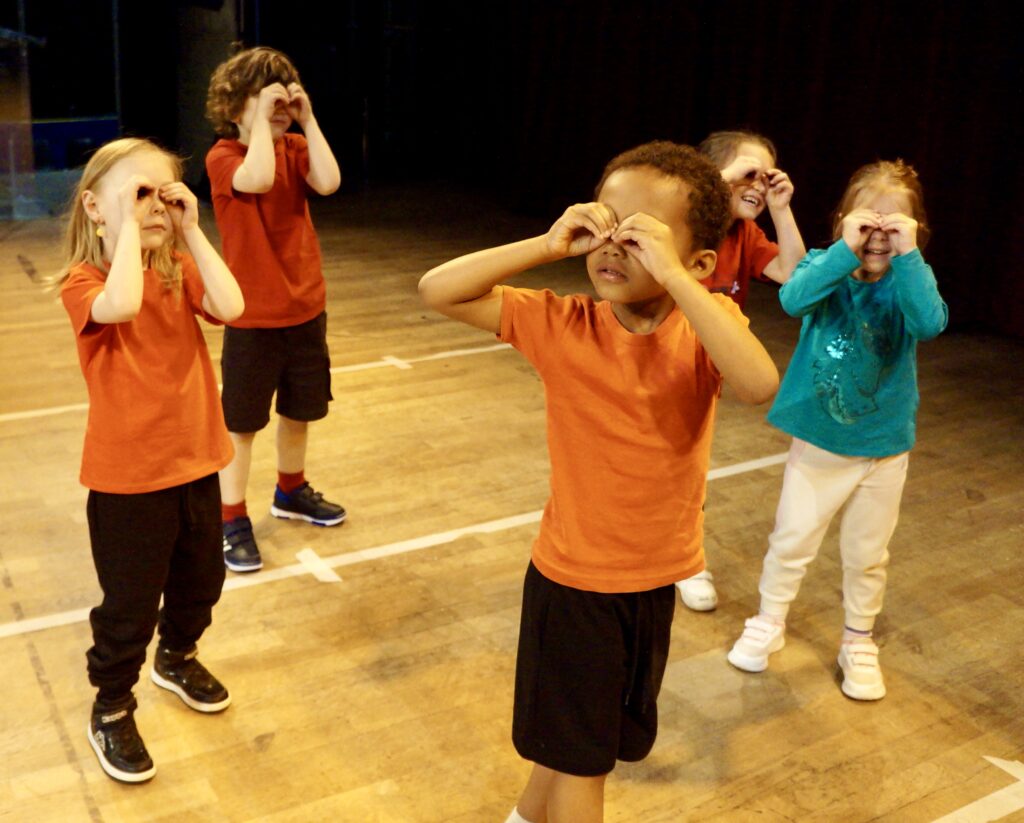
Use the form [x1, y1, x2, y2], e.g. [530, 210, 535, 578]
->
[224, 554, 263, 573]
[150, 668, 232, 713]
[270, 506, 347, 527]
[727, 635, 786, 673]
[838, 660, 886, 701]
[86, 722, 156, 783]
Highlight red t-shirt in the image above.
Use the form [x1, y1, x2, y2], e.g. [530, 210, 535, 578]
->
[61, 256, 233, 493]
[499, 287, 747, 593]
[701, 219, 779, 309]
[206, 133, 326, 328]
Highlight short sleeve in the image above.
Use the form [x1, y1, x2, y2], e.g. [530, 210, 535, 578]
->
[179, 254, 222, 325]
[287, 133, 311, 183]
[744, 221, 781, 282]
[498, 286, 580, 371]
[60, 264, 106, 336]
[206, 140, 246, 199]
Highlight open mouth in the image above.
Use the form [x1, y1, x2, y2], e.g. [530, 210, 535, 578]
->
[596, 266, 626, 283]
[740, 194, 761, 208]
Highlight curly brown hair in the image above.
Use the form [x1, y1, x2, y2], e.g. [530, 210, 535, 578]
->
[595, 140, 733, 251]
[697, 130, 777, 171]
[206, 45, 302, 138]
[831, 159, 931, 249]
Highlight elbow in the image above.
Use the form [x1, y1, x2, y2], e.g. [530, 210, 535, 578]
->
[417, 272, 443, 310]
[735, 368, 780, 406]
[221, 298, 245, 323]
[105, 296, 143, 324]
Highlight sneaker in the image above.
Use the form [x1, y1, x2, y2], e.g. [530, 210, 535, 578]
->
[223, 516, 262, 572]
[838, 637, 886, 700]
[150, 645, 231, 712]
[676, 570, 718, 611]
[87, 697, 156, 783]
[270, 482, 346, 526]
[727, 615, 786, 672]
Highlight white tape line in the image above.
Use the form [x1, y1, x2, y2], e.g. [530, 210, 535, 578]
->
[296, 548, 343, 583]
[931, 758, 1024, 822]
[381, 355, 413, 370]
[0, 453, 788, 639]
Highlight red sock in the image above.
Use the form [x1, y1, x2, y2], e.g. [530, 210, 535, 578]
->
[222, 501, 247, 522]
[278, 470, 306, 494]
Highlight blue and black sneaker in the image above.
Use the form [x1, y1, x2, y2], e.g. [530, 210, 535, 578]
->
[270, 482, 346, 527]
[223, 516, 262, 572]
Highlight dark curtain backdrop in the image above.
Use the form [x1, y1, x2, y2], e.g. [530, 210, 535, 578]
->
[115, 1, 1020, 335]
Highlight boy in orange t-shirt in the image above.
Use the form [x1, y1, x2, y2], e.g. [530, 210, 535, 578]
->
[205, 47, 345, 573]
[419, 142, 779, 823]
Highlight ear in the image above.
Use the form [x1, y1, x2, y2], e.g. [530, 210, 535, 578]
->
[686, 248, 718, 282]
[81, 190, 102, 223]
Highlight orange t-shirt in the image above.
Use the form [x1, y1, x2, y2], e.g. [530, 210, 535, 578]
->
[700, 219, 779, 309]
[206, 132, 326, 328]
[499, 287, 747, 593]
[61, 256, 233, 494]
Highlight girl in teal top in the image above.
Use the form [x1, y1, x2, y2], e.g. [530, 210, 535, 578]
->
[728, 160, 947, 701]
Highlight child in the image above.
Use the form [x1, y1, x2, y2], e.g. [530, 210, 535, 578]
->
[727, 160, 947, 700]
[59, 138, 245, 781]
[419, 141, 778, 823]
[205, 46, 344, 573]
[676, 130, 807, 612]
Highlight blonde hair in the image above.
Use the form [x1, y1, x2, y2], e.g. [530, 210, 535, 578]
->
[698, 130, 777, 171]
[832, 159, 931, 249]
[206, 45, 301, 138]
[57, 137, 184, 290]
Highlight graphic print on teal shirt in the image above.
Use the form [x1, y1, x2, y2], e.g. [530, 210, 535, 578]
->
[812, 315, 894, 425]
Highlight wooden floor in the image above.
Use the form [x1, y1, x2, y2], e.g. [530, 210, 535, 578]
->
[1, 184, 1022, 822]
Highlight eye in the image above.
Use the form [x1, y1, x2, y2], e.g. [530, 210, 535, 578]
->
[136, 186, 153, 200]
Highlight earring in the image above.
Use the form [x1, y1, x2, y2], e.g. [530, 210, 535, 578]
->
[96, 225, 105, 238]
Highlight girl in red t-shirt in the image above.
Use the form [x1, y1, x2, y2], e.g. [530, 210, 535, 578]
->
[57, 138, 243, 783]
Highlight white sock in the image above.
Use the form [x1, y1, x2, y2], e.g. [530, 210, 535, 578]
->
[504, 808, 532, 823]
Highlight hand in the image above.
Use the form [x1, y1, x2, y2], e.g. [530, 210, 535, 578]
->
[118, 174, 158, 225]
[721, 154, 767, 185]
[840, 208, 882, 254]
[286, 83, 313, 127]
[257, 83, 290, 122]
[878, 212, 918, 255]
[610, 212, 684, 284]
[159, 182, 198, 232]
[765, 168, 794, 210]
[545, 202, 617, 258]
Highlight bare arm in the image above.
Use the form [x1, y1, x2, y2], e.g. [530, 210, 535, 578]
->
[418, 203, 617, 332]
[161, 182, 244, 322]
[288, 84, 341, 195]
[232, 84, 289, 194]
[87, 174, 153, 324]
[614, 213, 779, 405]
[762, 168, 806, 284]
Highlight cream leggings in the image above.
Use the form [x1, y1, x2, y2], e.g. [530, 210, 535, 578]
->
[758, 438, 909, 632]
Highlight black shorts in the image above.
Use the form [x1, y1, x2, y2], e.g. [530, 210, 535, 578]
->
[220, 312, 333, 433]
[512, 562, 676, 776]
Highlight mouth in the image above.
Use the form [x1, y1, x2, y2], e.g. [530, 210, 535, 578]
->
[595, 265, 627, 283]
[740, 194, 762, 209]
[863, 246, 890, 257]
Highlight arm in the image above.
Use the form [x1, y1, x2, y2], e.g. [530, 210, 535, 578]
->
[232, 84, 290, 194]
[778, 208, 880, 316]
[418, 203, 617, 333]
[87, 175, 153, 324]
[761, 168, 806, 284]
[613, 214, 779, 405]
[288, 84, 341, 195]
[881, 213, 948, 340]
[161, 182, 245, 322]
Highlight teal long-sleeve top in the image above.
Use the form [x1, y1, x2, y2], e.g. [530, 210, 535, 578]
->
[766, 239, 948, 457]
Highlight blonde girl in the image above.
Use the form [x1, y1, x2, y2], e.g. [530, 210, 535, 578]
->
[60, 138, 243, 782]
[727, 160, 947, 701]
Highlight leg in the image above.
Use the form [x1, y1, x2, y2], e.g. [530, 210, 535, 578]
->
[758, 440, 867, 619]
[516, 763, 555, 823]
[548, 772, 607, 823]
[838, 452, 909, 631]
[218, 431, 256, 506]
[86, 489, 179, 702]
[276, 415, 309, 474]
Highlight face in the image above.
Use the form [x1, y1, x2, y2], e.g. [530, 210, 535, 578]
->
[851, 187, 913, 278]
[727, 141, 774, 221]
[587, 166, 699, 309]
[236, 92, 292, 143]
[84, 151, 176, 258]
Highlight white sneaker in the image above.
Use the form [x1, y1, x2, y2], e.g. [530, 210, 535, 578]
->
[676, 570, 718, 611]
[727, 615, 785, 672]
[838, 637, 886, 700]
